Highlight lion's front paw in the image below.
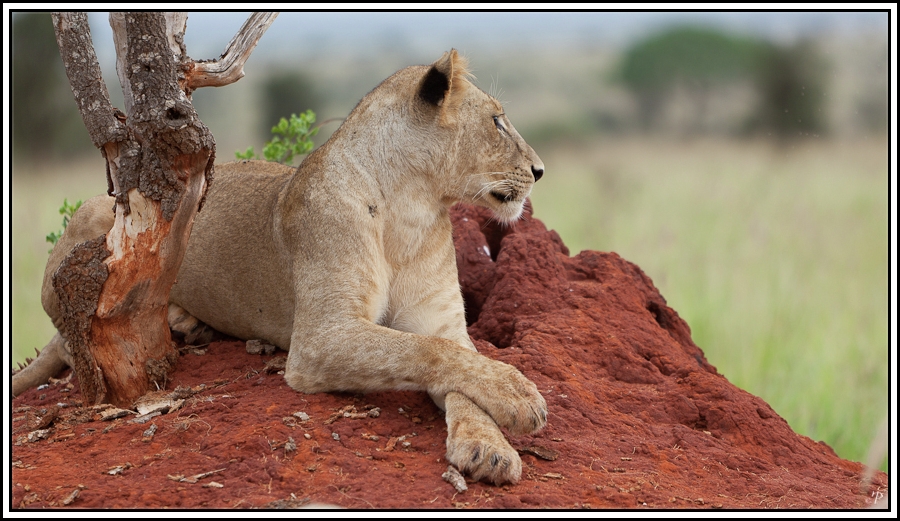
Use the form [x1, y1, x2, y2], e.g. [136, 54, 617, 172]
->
[466, 359, 547, 436]
[447, 423, 522, 486]
[444, 392, 522, 485]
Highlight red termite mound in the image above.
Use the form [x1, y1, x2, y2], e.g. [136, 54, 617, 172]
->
[10, 203, 887, 510]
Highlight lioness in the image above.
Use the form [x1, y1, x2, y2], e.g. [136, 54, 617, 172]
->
[14, 50, 547, 485]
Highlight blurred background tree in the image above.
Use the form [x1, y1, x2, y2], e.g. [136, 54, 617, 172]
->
[750, 39, 828, 138]
[618, 25, 829, 139]
[619, 26, 765, 133]
[12, 12, 94, 161]
[258, 69, 321, 141]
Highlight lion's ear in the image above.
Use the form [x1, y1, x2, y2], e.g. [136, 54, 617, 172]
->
[418, 49, 470, 110]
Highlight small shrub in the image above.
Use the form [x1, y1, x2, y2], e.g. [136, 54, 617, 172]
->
[46, 198, 82, 249]
[235, 110, 318, 165]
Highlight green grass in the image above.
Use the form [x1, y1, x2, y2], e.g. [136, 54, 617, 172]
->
[530, 136, 888, 472]
[12, 157, 109, 369]
[12, 137, 888, 472]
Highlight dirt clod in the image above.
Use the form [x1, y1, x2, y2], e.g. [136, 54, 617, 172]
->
[264, 356, 287, 373]
[442, 465, 468, 492]
[519, 445, 559, 461]
[60, 488, 81, 506]
[246, 339, 277, 356]
[98, 408, 131, 421]
[107, 463, 133, 475]
[142, 424, 158, 441]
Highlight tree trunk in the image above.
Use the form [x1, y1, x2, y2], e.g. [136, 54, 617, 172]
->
[50, 12, 276, 407]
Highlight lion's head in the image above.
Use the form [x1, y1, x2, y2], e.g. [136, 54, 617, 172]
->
[344, 49, 544, 224]
[419, 50, 544, 223]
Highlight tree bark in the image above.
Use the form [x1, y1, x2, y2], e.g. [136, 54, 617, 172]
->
[50, 12, 273, 407]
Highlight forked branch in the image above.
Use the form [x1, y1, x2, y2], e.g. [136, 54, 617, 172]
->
[47, 11, 275, 407]
[52, 12, 127, 148]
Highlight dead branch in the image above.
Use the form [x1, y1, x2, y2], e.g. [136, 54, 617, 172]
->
[52, 12, 127, 148]
[185, 12, 278, 92]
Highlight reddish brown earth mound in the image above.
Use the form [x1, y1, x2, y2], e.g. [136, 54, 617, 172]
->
[10, 203, 887, 510]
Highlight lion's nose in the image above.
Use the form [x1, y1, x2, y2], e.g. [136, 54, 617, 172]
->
[532, 165, 544, 182]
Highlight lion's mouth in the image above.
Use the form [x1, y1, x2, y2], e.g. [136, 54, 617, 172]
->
[490, 190, 516, 203]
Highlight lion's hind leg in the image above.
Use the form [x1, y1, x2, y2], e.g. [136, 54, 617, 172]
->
[167, 303, 217, 345]
[13, 305, 214, 398]
[12, 332, 69, 397]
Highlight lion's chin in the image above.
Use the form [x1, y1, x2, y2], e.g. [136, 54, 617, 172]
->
[479, 185, 531, 224]
[490, 198, 526, 224]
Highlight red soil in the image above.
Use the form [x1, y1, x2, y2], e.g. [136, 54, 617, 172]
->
[10, 203, 887, 510]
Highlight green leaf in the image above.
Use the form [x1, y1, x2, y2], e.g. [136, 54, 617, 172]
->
[46, 198, 82, 250]
[235, 146, 258, 160]
[240, 110, 318, 166]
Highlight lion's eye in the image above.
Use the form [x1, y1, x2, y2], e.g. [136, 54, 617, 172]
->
[493, 115, 504, 132]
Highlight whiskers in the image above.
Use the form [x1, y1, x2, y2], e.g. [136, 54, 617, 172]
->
[459, 171, 530, 226]
[489, 74, 507, 104]
[462, 171, 508, 201]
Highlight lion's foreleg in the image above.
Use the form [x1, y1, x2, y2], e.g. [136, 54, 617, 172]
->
[439, 390, 523, 485]
[284, 321, 547, 436]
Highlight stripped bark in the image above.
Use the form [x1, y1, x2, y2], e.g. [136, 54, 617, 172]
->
[50, 12, 274, 407]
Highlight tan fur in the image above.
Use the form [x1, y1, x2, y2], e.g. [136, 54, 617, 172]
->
[16, 50, 546, 485]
